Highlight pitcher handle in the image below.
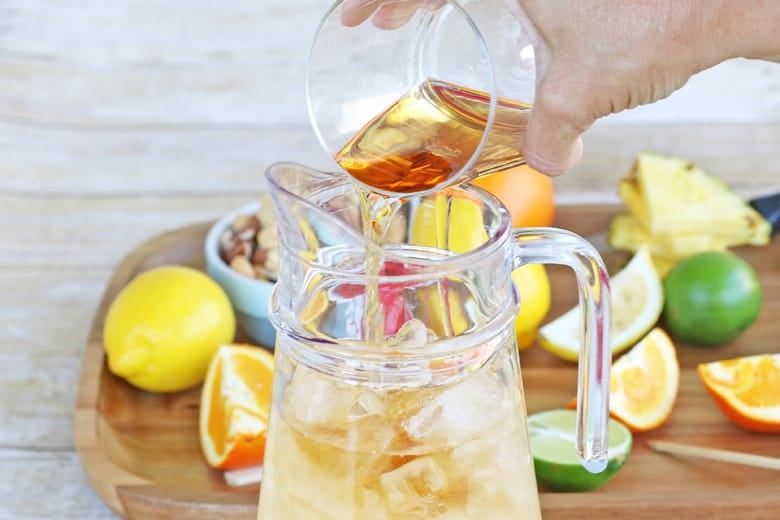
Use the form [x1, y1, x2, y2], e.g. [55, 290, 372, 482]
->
[512, 227, 611, 472]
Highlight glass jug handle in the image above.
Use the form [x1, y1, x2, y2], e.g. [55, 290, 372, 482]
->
[512, 228, 611, 472]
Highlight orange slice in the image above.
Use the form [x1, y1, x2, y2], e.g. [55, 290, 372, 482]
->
[199, 344, 274, 470]
[609, 328, 680, 432]
[564, 328, 680, 432]
[698, 354, 780, 433]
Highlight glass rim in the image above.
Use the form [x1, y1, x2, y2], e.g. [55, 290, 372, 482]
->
[265, 161, 513, 285]
[270, 288, 519, 366]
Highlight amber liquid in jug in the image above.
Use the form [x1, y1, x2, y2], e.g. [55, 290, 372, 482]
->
[335, 78, 531, 194]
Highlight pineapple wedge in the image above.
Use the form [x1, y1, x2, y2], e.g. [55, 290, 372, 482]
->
[609, 214, 737, 258]
[621, 152, 771, 245]
[608, 213, 726, 277]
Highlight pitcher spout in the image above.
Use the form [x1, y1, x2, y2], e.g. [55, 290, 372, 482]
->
[265, 162, 373, 256]
[265, 161, 397, 342]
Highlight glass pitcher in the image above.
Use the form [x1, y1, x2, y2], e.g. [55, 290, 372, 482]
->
[257, 162, 611, 519]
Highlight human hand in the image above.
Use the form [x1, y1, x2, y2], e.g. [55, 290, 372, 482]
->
[506, 0, 763, 175]
[341, 0, 779, 176]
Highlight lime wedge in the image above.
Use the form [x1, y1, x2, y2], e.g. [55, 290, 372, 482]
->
[528, 409, 632, 492]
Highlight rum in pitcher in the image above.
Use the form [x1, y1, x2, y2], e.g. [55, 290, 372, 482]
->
[258, 324, 541, 520]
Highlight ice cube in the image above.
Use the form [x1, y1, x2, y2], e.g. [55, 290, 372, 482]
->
[346, 390, 384, 420]
[386, 318, 430, 349]
[284, 365, 397, 454]
[401, 370, 507, 446]
[284, 366, 360, 428]
[447, 412, 540, 518]
[379, 456, 449, 515]
[356, 452, 415, 488]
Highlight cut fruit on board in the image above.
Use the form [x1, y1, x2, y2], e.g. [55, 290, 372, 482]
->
[538, 246, 662, 361]
[698, 354, 780, 433]
[528, 409, 632, 492]
[199, 344, 274, 470]
[566, 328, 680, 433]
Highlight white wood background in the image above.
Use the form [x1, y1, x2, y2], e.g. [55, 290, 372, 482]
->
[0, 1, 778, 518]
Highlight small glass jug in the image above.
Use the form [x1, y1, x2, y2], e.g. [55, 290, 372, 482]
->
[306, 0, 536, 195]
[257, 162, 611, 519]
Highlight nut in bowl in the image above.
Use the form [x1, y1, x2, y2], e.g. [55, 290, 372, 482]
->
[205, 197, 278, 349]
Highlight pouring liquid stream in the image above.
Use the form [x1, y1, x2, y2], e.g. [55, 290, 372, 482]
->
[355, 187, 402, 344]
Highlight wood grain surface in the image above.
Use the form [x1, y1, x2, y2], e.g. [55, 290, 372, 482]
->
[75, 208, 780, 520]
[2, 0, 779, 518]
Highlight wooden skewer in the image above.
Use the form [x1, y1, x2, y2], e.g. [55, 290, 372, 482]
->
[649, 440, 780, 471]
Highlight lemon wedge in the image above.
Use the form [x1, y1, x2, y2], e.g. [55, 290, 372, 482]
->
[410, 194, 489, 254]
[538, 246, 663, 362]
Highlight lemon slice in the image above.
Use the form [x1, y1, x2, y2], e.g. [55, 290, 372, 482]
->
[538, 246, 662, 362]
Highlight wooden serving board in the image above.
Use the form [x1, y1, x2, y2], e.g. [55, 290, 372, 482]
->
[76, 206, 780, 520]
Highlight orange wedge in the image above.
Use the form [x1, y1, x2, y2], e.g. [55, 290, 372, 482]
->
[565, 328, 680, 432]
[608, 328, 680, 432]
[199, 344, 274, 470]
[698, 354, 780, 433]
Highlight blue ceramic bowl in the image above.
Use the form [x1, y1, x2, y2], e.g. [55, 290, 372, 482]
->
[204, 201, 276, 349]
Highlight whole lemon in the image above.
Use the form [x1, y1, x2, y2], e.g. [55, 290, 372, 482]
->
[104, 265, 236, 392]
[512, 264, 551, 350]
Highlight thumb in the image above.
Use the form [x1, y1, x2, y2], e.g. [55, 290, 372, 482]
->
[341, 0, 379, 27]
[522, 73, 591, 176]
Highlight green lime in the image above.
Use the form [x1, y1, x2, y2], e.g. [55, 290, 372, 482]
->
[528, 409, 632, 492]
[662, 251, 761, 346]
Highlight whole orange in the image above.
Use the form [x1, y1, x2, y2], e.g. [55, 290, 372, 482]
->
[471, 165, 555, 228]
